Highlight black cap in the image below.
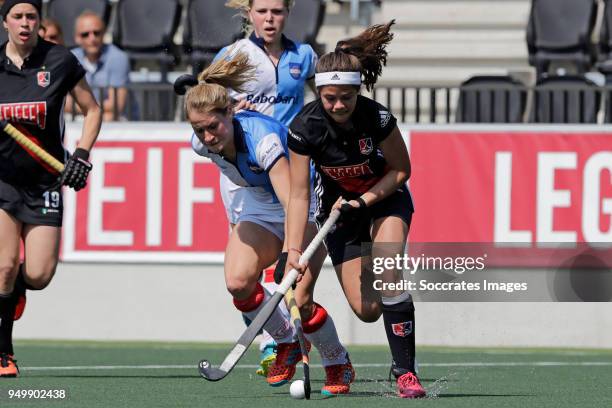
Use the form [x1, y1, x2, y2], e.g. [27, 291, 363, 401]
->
[1, 0, 42, 21]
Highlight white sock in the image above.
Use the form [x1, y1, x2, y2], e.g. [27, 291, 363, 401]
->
[242, 286, 295, 344]
[304, 311, 348, 366]
[259, 269, 289, 351]
[259, 330, 276, 352]
[261, 279, 279, 293]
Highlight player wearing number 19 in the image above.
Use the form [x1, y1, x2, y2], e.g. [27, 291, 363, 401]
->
[0, 0, 102, 377]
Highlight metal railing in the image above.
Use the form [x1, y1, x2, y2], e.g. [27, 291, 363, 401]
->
[69, 83, 612, 125]
[369, 84, 608, 124]
[69, 83, 181, 122]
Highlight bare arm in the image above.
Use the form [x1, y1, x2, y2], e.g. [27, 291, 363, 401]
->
[64, 94, 77, 115]
[285, 150, 312, 275]
[268, 156, 291, 210]
[232, 98, 255, 112]
[70, 77, 103, 151]
[268, 156, 291, 252]
[362, 126, 410, 205]
[102, 87, 127, 121]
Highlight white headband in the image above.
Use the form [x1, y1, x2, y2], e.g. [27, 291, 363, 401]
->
[314, 71, 361, 87]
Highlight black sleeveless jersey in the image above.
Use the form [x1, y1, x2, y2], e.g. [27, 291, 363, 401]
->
[288, 95, 398, 212]
[0, 38, 85, 185]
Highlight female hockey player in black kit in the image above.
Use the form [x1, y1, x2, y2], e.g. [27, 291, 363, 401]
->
[284, 20, 426, 398]
[0, 0, 102, 377]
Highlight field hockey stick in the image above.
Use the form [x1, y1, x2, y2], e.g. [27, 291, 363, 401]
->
[198, 209, 341, 381]
[0, 120, 64, 172]
[284, 287, 311, 399]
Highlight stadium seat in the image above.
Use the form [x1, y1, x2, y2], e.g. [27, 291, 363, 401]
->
[0, 29, 7, 44]
[455, 76, 527, 123]
[526, 0, 597, 77]
[531, 75, 601, 123]
[597, 0, 612, 74]
[284, 0, 326, 50]
[112, 0, 182, 82]
[599, 0, 612, 123]
[182, 0, 244, 74]
[46, 0, 111, 49]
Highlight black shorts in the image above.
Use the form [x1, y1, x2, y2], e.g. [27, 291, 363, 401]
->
[0, 178, 63, 226]
[322, 186, 414, 266]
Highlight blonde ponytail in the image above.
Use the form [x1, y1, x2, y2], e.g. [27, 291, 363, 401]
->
[185, 51, 257, 116]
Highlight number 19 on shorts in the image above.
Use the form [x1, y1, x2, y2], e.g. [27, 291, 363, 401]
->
[43, 191, 60, 208]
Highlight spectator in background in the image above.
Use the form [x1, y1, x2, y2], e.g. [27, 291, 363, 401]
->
[69, 11, 130, 121]
[39, 18, 63, 45]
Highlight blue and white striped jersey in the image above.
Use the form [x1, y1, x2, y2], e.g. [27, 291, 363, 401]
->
[215, 33, 317, 126]
[191, 110, 288, 202]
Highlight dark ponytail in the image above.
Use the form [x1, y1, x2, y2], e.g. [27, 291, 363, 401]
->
[316, 20, 395, 91]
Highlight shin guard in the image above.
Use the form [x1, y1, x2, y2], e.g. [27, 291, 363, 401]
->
[381, 299, 416, 375]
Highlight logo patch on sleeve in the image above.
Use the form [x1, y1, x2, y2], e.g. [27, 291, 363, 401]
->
[379, 110, 391, 127]
[288, 129, 303, 142]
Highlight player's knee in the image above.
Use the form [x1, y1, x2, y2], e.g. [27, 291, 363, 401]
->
[298, 301, 316, 321]
[25, 270, 56, 290]
[25, 275, 51, 290]
[24, 264, 58, 290]
[0, 259, 19, 289]
[354, 303, 382, 322]
[226, 277, 256, 299]
[358, 312, 381, 323]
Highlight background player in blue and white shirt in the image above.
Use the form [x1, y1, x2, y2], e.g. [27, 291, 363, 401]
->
[216, 0, 317, 226]
[223, 0, 317, 125]
[217, 0, 318, 374]
[177, 52, 352, 395]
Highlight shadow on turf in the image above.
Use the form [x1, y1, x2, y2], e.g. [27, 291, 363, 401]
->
[272, 391, 395, 398]
[310, 377, 448, 384]
[270, 391, 536, 399]
[432, 393, 536, 398]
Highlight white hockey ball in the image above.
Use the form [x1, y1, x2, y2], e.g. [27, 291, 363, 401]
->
[290, 379, 306, 399]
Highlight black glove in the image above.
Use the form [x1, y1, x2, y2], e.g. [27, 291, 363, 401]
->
[339, 196, 368, 217]
[337, 197, 369, 244]
[273, 252, 289, 285]
[61, 148, 92, 191]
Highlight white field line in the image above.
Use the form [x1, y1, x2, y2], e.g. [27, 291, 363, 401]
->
[20, 361, 612, 371]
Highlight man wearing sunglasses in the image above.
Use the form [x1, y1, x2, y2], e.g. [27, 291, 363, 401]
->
[70, 11, 129, 121]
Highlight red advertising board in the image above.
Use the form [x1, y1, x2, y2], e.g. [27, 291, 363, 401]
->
[61, 123, 612, 264]
[409, 129, 612, 244]
[62, 123, 228, 262]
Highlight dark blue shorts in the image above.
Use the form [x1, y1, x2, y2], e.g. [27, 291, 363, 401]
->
[321, 186, 414, 266]
[0, 178, 63, 227]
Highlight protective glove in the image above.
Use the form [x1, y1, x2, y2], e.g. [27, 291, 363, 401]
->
[61, 148, 92, 191]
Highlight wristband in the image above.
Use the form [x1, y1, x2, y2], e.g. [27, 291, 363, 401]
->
[73, 147, 90, 161]
[289, 247, 303, 255]
[355, 196, 367, 208]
